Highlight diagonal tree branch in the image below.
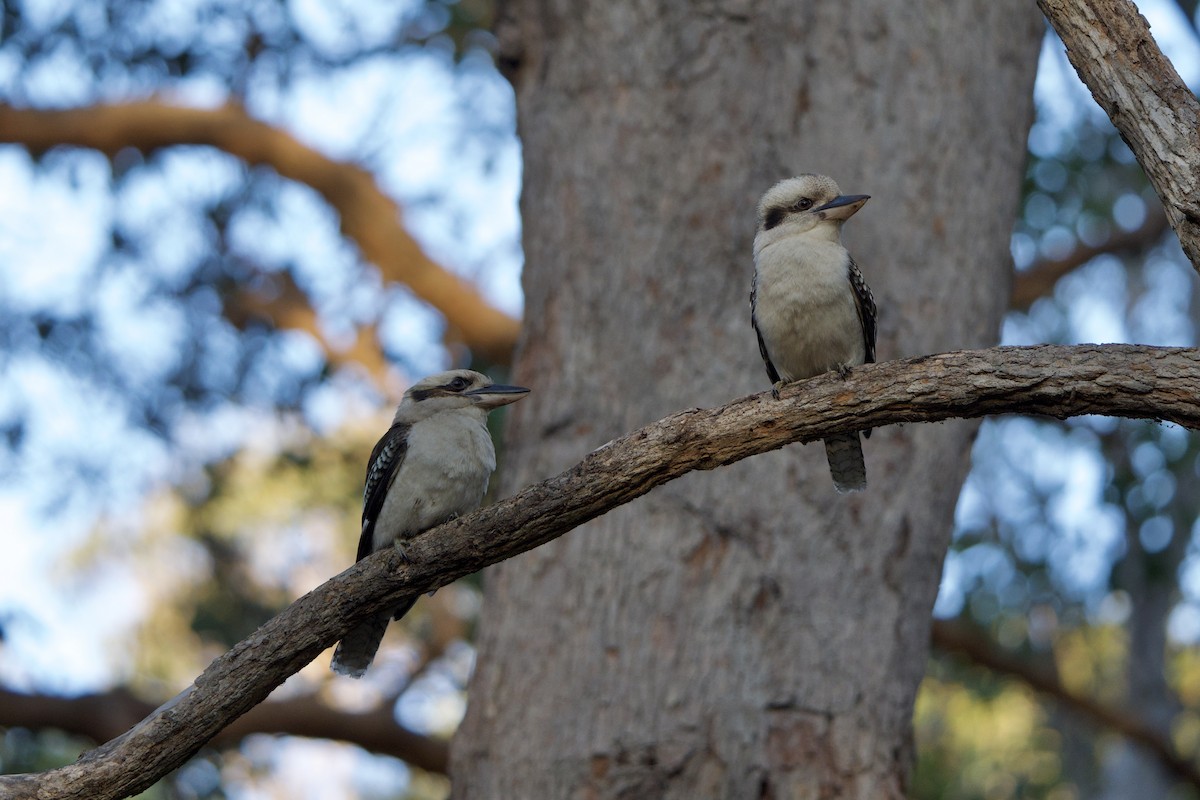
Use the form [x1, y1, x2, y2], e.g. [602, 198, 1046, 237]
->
[0, 100, 521, 363]
[1038, 0, 1200, 272]
[2, 344, 1200, 800]
[931, 619, 1200, 790]
[1010, 203, 1171, 310]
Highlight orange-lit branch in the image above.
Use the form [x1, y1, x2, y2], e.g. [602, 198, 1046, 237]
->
[223, 270, 390, 383]
[0, 101, 521, 364]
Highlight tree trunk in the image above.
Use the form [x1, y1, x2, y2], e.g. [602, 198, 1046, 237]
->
[454, 3, 1043, 797]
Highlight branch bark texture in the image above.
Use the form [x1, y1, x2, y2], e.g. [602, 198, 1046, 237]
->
[1039, 0, 1200, 271]
[0, 101, 521, 363]
[1, 344, 1198, 799]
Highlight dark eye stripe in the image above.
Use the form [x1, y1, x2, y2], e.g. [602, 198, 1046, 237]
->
[412, 377, 473, 400]
[763, 207, 786, 231]
[763, 197, 814, 231]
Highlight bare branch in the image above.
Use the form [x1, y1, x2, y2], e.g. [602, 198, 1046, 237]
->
[0, 101, 521, 363]
[1010, 204, 1171, 310]
[1038, 0, 1200, 271]
[0, 687, 448, 775]
[931, 620, 1200, 790]
[219, 693, 448, 774]
[222, 269, 392, 384]
[3, 344, 1199, 799]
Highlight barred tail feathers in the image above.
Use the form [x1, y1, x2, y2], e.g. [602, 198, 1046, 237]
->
[824, 432, 866, 493]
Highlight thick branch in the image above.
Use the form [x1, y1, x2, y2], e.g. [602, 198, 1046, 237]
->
[3, 344, 1199, 799]
[1038, 0, 1200, 271]
[1010, 204, 1171, 310]
[0, 101, 521, 363]
[0, 687, 448, 775]
[932, 620, 1200, 789]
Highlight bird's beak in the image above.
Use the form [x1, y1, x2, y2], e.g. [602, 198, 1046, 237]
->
[465, 384, 530, 409]
[815, 194, 870, 221]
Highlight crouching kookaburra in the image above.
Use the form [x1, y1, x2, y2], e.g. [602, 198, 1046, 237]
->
[331, 369, 529, 678]
[751, 174, 877, 493]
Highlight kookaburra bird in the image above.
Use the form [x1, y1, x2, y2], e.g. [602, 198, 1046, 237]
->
[331, 369, 529, 678]
[750, 174, 877, 493]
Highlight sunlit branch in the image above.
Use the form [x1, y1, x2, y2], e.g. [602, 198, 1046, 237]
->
[222, 270, 391, 386]
[2, 343, 1199, 800]
[0, 101, 521, 364]
[931, 619, 1200, 790]
[1039, 0, 1200, 273]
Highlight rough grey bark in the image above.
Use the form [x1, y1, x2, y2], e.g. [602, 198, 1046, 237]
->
[453, 3, 1044, 797]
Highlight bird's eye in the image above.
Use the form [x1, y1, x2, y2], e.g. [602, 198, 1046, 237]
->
[448, 376, 470, 391]
[792, 198, 814, 212]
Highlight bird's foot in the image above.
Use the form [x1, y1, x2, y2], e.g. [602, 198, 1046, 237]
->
[835, 363, 853, 380]
[771, 380, 787, 399]
[393, 540, 413, 563]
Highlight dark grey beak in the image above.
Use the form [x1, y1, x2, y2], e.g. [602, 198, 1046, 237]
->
[465, 384, 531, 409]
[815, 194, 870, 221]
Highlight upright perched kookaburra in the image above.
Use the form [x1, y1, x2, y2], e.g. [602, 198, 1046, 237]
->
[750, 174, 877, 493]
[331, 369, 529, 678]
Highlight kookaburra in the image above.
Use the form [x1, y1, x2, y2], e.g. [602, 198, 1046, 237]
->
[331, 369, 529, 678]
[750, 174, 877, 493]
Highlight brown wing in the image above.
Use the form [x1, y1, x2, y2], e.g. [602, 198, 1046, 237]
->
[357, 422, 410, 562]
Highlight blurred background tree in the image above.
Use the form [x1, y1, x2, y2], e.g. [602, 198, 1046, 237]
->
[0, 1, 521, 796]
[0, 0, 1197, 797]
[917, 14, 1200, 799]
